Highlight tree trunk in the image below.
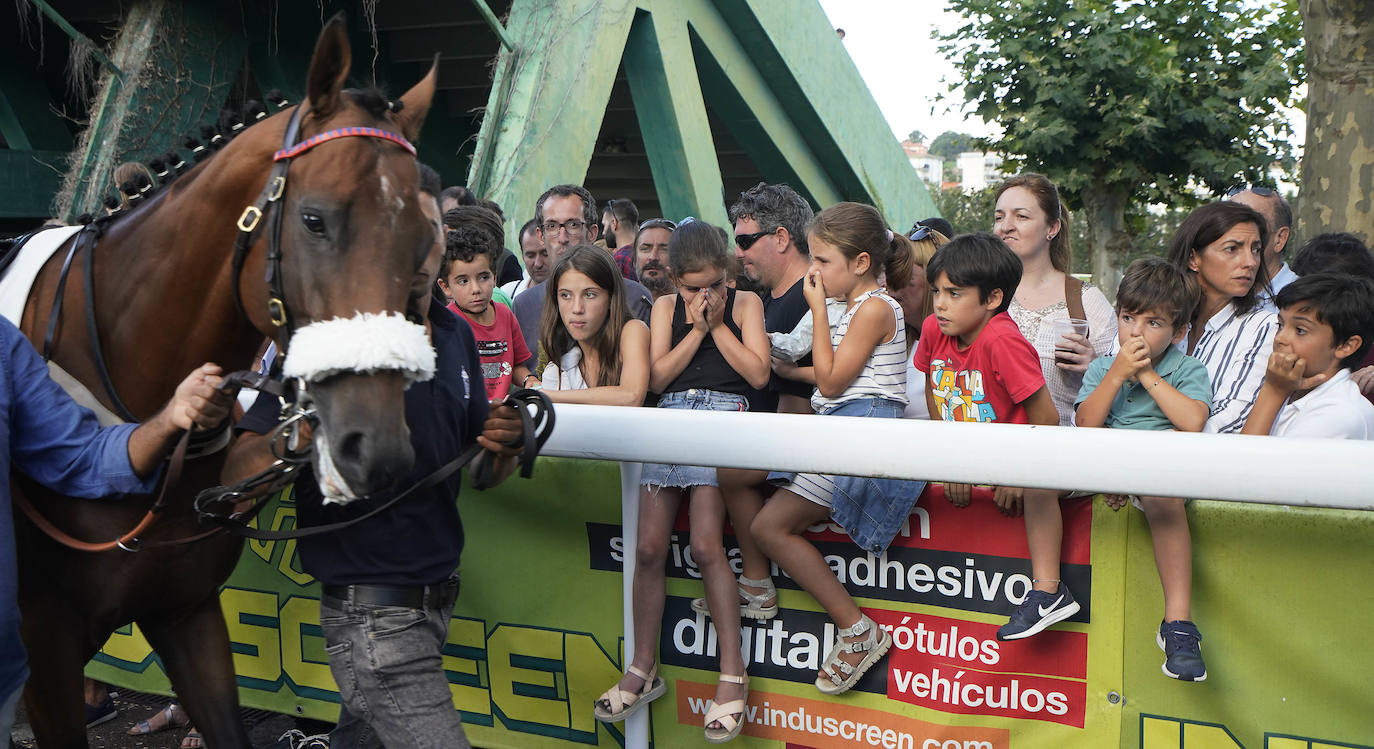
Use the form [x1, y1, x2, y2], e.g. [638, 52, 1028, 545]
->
[1081, 181, 1131, 302]
[1298, 0, 1374, 245]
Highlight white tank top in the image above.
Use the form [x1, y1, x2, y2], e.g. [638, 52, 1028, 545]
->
[811, 288, 908, 412]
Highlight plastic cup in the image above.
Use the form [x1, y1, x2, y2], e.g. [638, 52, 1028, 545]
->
[1051, 318, 1090, 360]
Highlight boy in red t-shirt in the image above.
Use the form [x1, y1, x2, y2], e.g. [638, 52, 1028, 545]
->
[438, 237, 535, 399]
[911, 233, 1074, 642]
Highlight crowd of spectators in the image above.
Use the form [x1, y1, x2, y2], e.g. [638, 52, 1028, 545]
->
[417, 174, 1374, 741]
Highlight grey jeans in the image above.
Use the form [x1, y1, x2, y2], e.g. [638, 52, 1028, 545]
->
[321, 577, 469, 749]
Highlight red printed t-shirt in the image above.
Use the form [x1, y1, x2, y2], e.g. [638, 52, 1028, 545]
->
[448, 301, 532, 400]
[911, 312, 1045, 424]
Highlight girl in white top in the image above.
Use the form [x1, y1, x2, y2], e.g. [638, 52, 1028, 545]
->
[1167, 201, 1278, 433]
[994, 174, 1116, 425]
[537, 246, 649, 405]
[752, 202, 921, 697]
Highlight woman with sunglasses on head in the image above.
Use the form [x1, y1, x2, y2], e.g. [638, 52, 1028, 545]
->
[538, 246, 650, 405]
[993, 174, 1117, 425]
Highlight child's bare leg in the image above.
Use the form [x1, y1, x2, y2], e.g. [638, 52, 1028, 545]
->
[1138, 495, 1192, 622]
[1023, 488, 1064, 593]
[689, 485, 746, 728]
[718, 468, 775, 602]
[611, 486, 682, 699]
[751, 490, 870, 678]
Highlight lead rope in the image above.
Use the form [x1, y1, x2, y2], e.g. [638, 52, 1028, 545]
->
[195, 387, 554, 541]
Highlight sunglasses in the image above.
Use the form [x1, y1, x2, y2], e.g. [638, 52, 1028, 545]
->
[735, 228, 777, 250]
[640, 218, 677, 231]
[1226, 183, 1277, 198]
[908, 225, 933, 242]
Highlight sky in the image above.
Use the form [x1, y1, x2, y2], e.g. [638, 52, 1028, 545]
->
[817, 0, 996, 143]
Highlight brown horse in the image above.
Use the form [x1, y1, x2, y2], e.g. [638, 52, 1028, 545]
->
[12, 17, 437, 748]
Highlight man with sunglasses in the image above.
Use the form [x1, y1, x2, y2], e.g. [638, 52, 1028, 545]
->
[1227, 183, 1296, 307]
[511, 185, 653, 366]
[634, 218, 676, 300]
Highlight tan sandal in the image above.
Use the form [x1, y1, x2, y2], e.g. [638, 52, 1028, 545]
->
[703, 673, 749, 743]
[691, 575, 778, 621]
[128, 703, 189, 736]
[593, 663, 666, 722]
[816, 615, 891, 695]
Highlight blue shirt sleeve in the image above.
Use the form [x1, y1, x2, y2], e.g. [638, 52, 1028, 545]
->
[4, 320, 156, 498]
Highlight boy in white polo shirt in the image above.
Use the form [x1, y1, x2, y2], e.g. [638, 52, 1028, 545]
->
[1242, 273, 1374, 439]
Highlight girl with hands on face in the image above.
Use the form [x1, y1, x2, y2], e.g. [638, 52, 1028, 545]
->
[599, 221, 768, 743]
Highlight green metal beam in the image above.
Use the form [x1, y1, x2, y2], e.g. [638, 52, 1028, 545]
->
[468, 0, 515, 51]
[468, 0, 639, 246]
[24, 0, 123, 79]
[677, 0, 842, 210]
[622, 8, 727, 226]
[719, 0, 935, 225]
[0, 149, 65, 218]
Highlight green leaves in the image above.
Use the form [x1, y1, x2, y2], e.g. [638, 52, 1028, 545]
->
[937, 0, 1302, 207]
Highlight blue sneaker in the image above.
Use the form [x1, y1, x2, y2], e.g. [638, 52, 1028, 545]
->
[85, 694, 117, 728]
[1157, 620, 1207, 681]
[997, 582, 1081, 641]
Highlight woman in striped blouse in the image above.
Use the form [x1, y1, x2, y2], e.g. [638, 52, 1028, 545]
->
[1167, 201, 1278, 433]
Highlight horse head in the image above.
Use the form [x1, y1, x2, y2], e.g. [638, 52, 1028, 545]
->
[250, 16, 439, 501]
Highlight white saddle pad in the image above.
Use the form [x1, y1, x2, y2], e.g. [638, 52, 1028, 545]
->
[0, 225, 82, 325]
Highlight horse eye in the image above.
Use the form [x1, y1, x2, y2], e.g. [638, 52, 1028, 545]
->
[301, 212, 326, 234]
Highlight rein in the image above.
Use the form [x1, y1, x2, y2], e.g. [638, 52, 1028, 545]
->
[11, 371, 285, 553]
[193, 387, 555, 542]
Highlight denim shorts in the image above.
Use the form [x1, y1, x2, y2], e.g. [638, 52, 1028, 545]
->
[768, 396, 906, 500]
[640, 388, 748, 489]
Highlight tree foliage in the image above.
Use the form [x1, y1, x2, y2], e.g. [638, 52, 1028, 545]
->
[940, 0, 1301, 200]
[937, 0, 1303, 291]
[907, 129, 927, 145]
[927, 130, 981, 160]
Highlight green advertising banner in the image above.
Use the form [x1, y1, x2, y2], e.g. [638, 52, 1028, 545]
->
[86, 457, 1374, 748]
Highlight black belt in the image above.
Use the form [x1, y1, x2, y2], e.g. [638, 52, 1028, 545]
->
[321, 579, 458, 610]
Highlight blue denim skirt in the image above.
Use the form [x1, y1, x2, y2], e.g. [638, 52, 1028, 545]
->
[640, 388, 748, 489]
[768, 396, 926, 554]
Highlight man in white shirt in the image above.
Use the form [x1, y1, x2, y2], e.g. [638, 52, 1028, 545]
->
[1227, 184, 1296, 307]
[500, 219, 546, 300]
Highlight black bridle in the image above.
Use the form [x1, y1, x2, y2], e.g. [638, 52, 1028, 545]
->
[229, 103, 418, 341]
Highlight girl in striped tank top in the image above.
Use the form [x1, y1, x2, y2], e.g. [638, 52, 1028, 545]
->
[754, 202, 927, 696]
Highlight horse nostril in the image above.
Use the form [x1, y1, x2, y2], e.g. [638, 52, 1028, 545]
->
[337, 430, 366, 468]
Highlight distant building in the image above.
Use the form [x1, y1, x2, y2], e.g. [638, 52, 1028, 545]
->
[957, 151, 1004, 192]
[901, 139, 942, 186]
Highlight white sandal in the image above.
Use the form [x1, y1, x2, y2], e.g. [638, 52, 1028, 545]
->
[815, 615, 891, 695]
[593, 663, 666, 723]
[703, 673, 749, 743]
[691, 575, 778, 621]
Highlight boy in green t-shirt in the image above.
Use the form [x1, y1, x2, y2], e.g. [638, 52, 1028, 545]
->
[1075, 257, 1213, 682]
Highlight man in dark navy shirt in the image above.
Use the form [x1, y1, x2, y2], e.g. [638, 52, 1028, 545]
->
[234, 170, 526, 749]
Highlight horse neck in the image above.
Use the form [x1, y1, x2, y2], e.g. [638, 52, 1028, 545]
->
[90, 139, 280, 417]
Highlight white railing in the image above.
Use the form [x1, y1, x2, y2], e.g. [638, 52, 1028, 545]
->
[543, 403, 1374, 749]
[542, 403, 1374, 511]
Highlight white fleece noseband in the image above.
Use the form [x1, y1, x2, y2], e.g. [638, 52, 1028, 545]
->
[282, 311, 436, 384]
[281, 311, 435, 506]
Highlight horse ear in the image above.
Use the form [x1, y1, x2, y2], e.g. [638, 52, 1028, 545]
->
[393, 55, 438, 143]
[306, 13, 351, 119]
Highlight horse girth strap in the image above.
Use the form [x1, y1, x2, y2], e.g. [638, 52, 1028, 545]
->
[230, 106, 419, 338]
[198, 388, 555, 542]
